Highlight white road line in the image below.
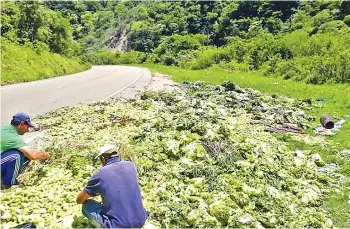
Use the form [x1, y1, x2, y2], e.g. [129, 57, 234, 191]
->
[102, 68, 144, 101]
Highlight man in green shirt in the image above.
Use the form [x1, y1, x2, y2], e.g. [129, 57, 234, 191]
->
[1, 113, 50, 187]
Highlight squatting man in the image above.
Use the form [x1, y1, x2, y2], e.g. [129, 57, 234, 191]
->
[76, 144, 148, 228]
[1, 113, 50, 188]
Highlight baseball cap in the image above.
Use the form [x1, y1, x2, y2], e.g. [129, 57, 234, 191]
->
[95, 144, 118, 159]
[12, 112, 35, 127]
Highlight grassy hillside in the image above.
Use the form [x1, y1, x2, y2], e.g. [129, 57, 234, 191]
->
[142, 63, 350, 227]
[1, 41, 91, 85]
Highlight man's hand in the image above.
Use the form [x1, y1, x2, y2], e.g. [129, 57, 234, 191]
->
[42, 152, 50, 160]
[77, 190, 90, 204]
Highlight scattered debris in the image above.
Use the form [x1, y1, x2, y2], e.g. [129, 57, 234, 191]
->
[314, 119, 346, 136]
[334, 119, 345, 131]
[267, 123, 305, 135]
[318, 163, 337, 173]
[336, 149, 350, 161]
[145, 73, 179, 91]
[316, 98, 326, 102]
[320, 114, 334, 129]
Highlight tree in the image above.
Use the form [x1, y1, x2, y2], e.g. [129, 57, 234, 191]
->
[48, 13, 74, 55]
[17, 1, 43, 43]
[0, 2, 20, 42]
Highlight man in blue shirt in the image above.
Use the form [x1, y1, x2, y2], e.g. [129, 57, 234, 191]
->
[76, 144, 147, 228]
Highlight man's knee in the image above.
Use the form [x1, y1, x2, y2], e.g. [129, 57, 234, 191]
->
[82, 199, 100, 215]
[1, 179, 11, 190]
[82, 199, 94, 210]
[82, 200, 103, 227]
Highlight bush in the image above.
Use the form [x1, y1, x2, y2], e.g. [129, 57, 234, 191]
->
[145, 53, 160, 64]
[312, 9, 332, 27]
[343, 15, 350, 26]
[275, 54, 350, 84]
[212, 61, 249, 73]
[116, 51, 147, 64]
[84, 51, 120, 65]
[189, 47, 232, 70]
[318, 20, 347, 33]
[83, 51, 147, 65]
[275, 61, 301, 80]
[153, 34, 207, 65]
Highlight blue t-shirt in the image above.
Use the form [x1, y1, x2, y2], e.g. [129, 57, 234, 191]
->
[84, 157, 147, 228]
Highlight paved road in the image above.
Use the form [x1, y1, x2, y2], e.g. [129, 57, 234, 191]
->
[1, 66, 152, 125]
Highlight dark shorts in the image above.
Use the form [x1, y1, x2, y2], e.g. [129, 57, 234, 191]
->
[1, 149, 30, 186]
[82, 199, 104, 228]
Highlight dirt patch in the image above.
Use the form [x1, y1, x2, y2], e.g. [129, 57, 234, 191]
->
[145, 72, 179, 91]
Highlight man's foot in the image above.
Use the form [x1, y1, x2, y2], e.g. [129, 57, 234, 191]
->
[0, 180, 11, 190]
[13, 222, 37, 228]
[17, 180, 27, 187]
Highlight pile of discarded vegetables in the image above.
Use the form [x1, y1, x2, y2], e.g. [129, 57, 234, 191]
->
[1, 81, 343, 228]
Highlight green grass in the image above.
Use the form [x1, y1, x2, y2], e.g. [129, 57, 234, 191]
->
[139, 63, 350, 227]
[1, 41, 91, 85]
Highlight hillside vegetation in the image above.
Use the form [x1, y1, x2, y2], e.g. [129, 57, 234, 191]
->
[2, 1, 350, 85]
[0, 1, 90, 85]
[42, 0, 350, 84]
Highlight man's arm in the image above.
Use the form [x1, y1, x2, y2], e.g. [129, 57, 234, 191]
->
[78, 172, 101, 204]
[18, 146, 50, 160]
[76, 190, 91, 204]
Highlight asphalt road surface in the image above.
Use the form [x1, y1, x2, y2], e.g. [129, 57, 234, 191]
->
[1, 66, 152, 125]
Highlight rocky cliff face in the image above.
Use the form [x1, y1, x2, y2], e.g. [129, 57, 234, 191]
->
[108, 29, 128, 53]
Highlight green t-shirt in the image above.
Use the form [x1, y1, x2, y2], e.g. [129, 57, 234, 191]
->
[1, 124, 26, 153]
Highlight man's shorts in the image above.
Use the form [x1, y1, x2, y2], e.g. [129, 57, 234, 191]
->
[82, 199, 103, 228]
[1, 149, 30, 186]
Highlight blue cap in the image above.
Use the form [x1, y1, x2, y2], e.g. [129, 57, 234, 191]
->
[12, 112, 35, 127]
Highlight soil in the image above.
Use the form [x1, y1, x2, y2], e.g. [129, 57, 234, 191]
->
[145, 73, 179, 91]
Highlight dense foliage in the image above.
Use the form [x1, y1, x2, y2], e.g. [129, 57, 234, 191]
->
[0, 1, 89, 84]
[1, 1, 349, 84]
[1, 82, 344, 228]
[1, 1, 80, 56]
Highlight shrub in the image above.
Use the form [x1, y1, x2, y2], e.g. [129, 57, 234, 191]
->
[212, 61, 249, 73]
[84, 51, 119, 65]
[189, 47, 232, 70]
[318, 20, 347, 32]
[312, 9, 332, 27]
[153, 34, 207, 65]
[116, 51, 147, 64]
[343, 15, 350, 25]
[275, 54, 350, 84]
